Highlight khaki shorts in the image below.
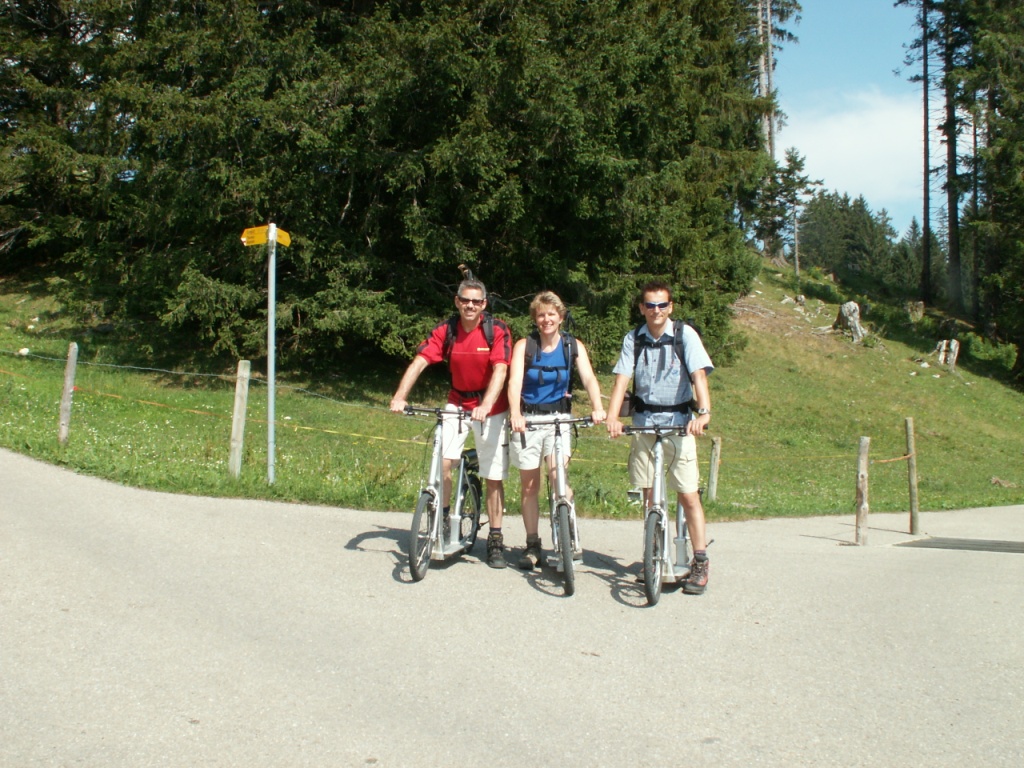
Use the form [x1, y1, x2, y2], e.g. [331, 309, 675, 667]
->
[441, 405, 509, 481]
[510, 417, 573, 471]
[628, 432, 699, 494]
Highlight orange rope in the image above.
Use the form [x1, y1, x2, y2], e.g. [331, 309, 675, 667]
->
[872, 452, 915, 464]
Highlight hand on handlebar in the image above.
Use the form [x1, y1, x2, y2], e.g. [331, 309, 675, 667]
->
[687, 413, 711, 437]
[390, 396, 408, 414]
[606, 416, 625, 439]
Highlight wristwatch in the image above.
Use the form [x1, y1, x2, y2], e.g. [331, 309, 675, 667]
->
[696, 408, 711, 416]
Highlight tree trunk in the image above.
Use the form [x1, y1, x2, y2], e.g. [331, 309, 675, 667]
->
[766, 0, 775, 159]
[793, 205, 801, 280]
[833, 301, 867, 343]
[971, 96, 981, 320]
[921, 0, 933, 305]
[944, 11, 963, 313]
[757, 1, 771, 154]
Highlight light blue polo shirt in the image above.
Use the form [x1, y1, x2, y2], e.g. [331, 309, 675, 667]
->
[613, 322, 714, 427]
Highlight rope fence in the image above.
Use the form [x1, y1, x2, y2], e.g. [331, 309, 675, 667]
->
[3, 345, 923, 537]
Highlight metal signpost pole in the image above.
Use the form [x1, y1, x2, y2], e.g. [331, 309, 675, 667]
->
[266, 223, 277, 484]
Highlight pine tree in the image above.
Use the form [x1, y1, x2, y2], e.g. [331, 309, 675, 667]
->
[966, 0, 1024, 378]
[1, 1, 775, 367]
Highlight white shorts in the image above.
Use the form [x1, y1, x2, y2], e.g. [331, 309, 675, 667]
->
[510, 417, 572, 471]
[628, 432, 700, 494]
[441, 405, 509, 481]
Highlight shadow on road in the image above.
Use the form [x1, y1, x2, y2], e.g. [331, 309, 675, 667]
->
[345, 524, 406, 553]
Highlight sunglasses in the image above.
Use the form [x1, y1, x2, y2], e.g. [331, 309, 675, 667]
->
[643, 301, 671, 310]
[457, 296, 486, 307]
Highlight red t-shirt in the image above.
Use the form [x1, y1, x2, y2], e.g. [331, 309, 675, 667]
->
[417, 317, 511, 415]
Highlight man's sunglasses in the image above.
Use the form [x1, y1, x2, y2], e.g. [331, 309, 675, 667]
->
[644, 301, 671, 310]
[457, 296, 486, 307]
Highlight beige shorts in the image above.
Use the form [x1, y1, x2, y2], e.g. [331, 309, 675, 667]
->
[510, 418, 573, 471]
[628, 432, 699, 494]
[441, 405, 509, 481]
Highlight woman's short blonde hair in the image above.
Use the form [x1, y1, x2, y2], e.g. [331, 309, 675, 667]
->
[529, 291, 567, 321]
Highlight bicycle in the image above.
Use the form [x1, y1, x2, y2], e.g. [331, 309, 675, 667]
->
[404, 405, 485, 581]
[623, 424, 694, 606]
[521, 415, 592, 596]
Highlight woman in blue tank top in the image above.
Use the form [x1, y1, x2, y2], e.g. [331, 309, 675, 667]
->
[507, 291, 606, 571]
[521, 338, 574, 408]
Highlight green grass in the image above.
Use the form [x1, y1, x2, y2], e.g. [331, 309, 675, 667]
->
[2, 269, 1022, 522]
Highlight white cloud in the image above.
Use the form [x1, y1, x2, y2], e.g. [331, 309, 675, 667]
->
[777, 87, 927, 234]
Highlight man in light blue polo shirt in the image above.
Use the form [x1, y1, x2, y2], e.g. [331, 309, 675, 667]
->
[606, 280, 714, 595]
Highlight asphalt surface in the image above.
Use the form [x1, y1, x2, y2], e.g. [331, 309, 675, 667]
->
[2, 447, 1023, 767]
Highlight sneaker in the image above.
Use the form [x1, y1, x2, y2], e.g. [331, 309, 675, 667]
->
[683, 557, 709, 595]
[442, 511, 451, 541]
[486, 531, 508, 569]
[518, 537, 543, 571]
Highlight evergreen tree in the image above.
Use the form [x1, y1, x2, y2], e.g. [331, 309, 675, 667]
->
[1, 0, 772, 367]
[798, 190, 920, 299]
[966, 0, 1024, 378]
[754, 146, 818, 266]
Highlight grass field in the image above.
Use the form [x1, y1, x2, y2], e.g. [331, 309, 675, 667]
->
[2, 267, 1022, 523]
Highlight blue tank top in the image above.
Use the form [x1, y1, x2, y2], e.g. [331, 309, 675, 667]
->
[522, 339, 570, 405]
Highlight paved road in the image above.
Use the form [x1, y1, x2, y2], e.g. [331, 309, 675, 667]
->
[2, 447, 1023, 767]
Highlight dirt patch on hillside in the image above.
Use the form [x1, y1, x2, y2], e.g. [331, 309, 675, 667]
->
[733, 292, 843, 345]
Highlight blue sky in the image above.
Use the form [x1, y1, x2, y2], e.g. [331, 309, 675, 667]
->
[774, 0, 923, 238]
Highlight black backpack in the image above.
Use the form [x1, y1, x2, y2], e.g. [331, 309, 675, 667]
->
[523, 330, 579, 407]
[625, 319, 695, 415]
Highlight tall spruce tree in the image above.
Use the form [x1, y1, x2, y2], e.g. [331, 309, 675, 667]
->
[966, 0, 1024, 378]
[1, 1, 772, 367]
[798, 190, 918, 298]
[754, 146, 818, 268]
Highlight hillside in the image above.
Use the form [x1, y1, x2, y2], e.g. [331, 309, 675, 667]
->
[1, 268, 1022, 520]
[708, 268, 1023, 516]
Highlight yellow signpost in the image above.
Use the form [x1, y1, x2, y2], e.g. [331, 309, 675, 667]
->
[240, 226, 267, 246]
[240, 225, 290, 247]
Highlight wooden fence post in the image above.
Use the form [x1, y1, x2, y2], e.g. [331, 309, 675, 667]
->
[855, 436, 870, 546]
[706, 436, 722, 501]
[58, 342, 78, 446]
[228, 360, 251, 478]
[906, 417, 920, 535]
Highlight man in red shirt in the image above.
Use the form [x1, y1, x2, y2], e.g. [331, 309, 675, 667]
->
[390, 279, 512, 568]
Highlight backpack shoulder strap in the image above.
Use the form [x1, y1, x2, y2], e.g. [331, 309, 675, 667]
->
[631, 323, 648, 371]
[524, 330, 541, 365]
[673, 319, 690, 377]
[562, 331, 578, 396]
[561, 331, 578, 368]
[481, 311, 495, 348]
[629, 323, 646, 402]
[442, 314, 460, 362]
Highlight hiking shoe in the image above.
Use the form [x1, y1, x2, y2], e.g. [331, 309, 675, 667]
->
[518, 537, 543, 571]
[486, 531, 508, 569]
[683, 557, 709, 595]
